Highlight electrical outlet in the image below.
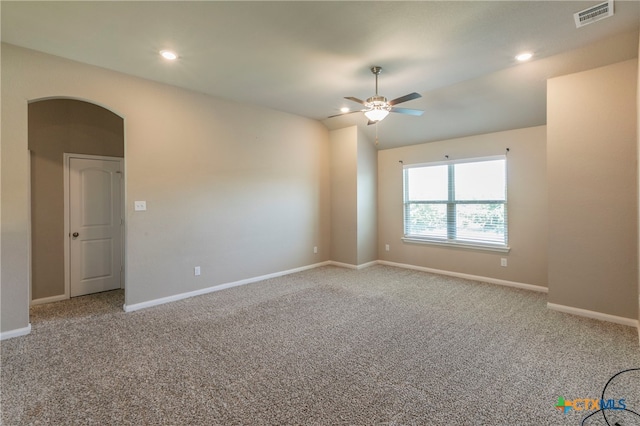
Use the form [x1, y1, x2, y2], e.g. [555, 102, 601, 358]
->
[500, 258, 507, 267]
[313, 246, 318, 254]
[385, 244, 390, 251]
[194, 266, 201, 276]
[134, 201, 147, 211]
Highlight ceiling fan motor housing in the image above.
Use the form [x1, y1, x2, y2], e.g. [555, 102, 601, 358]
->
[366, 95, 391, 111]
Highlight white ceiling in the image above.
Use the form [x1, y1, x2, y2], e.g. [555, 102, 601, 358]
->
[2, 1, 639, 149]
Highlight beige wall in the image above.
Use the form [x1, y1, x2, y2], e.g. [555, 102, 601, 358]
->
[330, 127, 358, 265]
[378, 126, 548, 287]
[1, 44, 330, 333]
[2, 48, 31, 333]
[356, 129, 378, 265]
[329, 126, 378, 267]
[29, 99, 124, 300]
[547, 59, 638, 320]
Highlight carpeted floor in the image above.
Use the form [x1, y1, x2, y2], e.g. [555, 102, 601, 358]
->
[1, 265, 639, 425]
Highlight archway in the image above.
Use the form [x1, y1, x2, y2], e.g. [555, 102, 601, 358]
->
[29, 98, 125, 305]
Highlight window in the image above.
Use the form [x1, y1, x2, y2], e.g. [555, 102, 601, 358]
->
[403, 156, 508, 251]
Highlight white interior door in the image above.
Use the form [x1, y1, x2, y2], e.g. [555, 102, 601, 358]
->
[69, 157, 123, 297]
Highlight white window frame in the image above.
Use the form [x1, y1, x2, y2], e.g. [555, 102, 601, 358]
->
[402, 155, 510, 253]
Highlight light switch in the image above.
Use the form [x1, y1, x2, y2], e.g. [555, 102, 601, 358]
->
[134, 201, 147, 211]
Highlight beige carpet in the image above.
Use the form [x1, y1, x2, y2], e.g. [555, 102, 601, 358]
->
[2, 265, 639, 425]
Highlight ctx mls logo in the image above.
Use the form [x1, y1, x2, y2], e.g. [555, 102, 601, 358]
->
[555, 396, 626, 414]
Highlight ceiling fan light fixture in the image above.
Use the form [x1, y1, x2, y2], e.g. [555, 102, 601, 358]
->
[364, 95, 391, 122]
[364, 108, 390, 122]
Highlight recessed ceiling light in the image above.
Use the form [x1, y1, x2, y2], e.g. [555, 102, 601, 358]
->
[515, 52, 533, 62]
[160, 50, 178, 60]
[340, 107, 350, 113]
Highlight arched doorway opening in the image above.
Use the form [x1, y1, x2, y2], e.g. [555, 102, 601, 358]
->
[29, 98, 125, 308]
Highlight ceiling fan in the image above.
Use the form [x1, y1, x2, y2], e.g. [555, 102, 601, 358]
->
[329, 66, 424, 124]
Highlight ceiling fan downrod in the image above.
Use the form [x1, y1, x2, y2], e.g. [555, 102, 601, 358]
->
[371, 66, 382, 96]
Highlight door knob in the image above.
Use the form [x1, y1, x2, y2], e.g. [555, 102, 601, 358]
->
[72, 232, 79, 238]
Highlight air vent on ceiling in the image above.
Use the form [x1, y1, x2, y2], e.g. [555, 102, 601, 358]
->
[574, 0, 614, 28]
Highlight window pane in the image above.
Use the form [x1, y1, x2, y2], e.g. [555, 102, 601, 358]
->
[455, 204, 506, 244]
[403, 157, 508, 247]
[455, 160, 505, 201]
[405, 203, 447, 238]
[406, 165, 448, 201]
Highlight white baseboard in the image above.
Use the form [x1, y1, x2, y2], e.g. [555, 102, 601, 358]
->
[123, 261, 332, 313]
[547, 303, 639, 328]
[327, 261, 358, 270]
[356, 260, 379, 270]
[0, 324, 32, 341]
[328, 260, 377, 270]
[377, 260, 548, 293]
[30, 294, 68, 306]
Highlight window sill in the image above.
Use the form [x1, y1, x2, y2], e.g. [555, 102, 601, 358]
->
[402, 237, 511, 253]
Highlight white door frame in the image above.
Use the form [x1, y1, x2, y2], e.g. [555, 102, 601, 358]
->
[63, 153, 125, 299]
